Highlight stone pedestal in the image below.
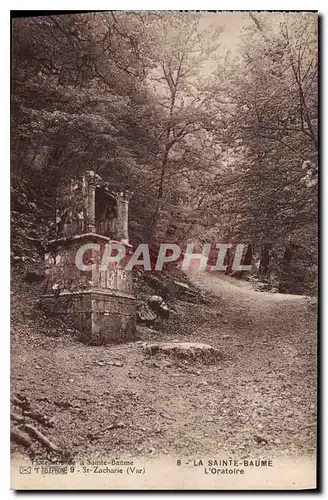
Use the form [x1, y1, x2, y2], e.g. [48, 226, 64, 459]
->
[41, 289, 136, 345]
[41, 233, 136, 345]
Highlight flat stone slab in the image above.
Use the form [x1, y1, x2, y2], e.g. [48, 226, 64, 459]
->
[142, 341, 222, 363]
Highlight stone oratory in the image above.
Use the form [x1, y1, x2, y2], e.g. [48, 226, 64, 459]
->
[41, 170, 136, 344]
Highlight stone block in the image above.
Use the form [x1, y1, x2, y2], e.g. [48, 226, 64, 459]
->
[40, 290, 136, 345]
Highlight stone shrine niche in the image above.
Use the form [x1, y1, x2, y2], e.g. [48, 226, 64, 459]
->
[55, 170, 130, 244]
[95, 186, 117, 238]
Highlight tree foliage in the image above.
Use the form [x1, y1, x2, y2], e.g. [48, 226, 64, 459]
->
[11, 12, 318, 294]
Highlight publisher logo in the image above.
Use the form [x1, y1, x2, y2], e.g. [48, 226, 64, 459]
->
[19, 466, 32, 474]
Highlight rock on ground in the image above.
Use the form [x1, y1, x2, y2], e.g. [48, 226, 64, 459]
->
[142, 341, 222, 363]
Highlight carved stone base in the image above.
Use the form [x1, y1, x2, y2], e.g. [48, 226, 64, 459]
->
[40, 290, 136, 345]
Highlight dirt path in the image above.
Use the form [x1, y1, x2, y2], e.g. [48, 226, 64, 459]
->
[189, 269, 307, 302]
[185, 270, 317, 457]
[11, 272, 317, 461]
[187, 270, 311, 332]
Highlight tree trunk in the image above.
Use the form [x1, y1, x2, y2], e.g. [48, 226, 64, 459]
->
[259, 244, 270, 275]
[244, 243, 253, 266]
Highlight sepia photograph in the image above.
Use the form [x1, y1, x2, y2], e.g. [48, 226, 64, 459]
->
[10, 10, 318, 490]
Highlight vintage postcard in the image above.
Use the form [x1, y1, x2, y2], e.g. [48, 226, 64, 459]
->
[10, 10, 318, 490]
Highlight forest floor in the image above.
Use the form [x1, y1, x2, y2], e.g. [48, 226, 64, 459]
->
[11, 269, 317, 463]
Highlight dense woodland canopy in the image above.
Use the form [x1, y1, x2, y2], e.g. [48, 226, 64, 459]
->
[11, 11, 318, 294]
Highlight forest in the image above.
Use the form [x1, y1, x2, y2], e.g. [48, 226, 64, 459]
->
[11, 11, 318, 294]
